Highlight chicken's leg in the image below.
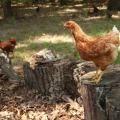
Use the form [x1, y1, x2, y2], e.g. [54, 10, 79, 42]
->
[88, 68, 104, 84]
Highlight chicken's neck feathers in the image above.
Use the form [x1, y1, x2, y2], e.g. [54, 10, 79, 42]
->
[72, 29, 90, 43]
[72, 23, 91, 43]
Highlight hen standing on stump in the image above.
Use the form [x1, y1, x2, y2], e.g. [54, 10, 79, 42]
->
[64, 21, 120, 84]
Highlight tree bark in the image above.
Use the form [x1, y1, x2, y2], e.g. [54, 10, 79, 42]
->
[80, 84, 106, 120]
[23, 49, 78, 100]
[74, 62, 120, 120]
[106, 87, 120, 120]
[23, 59, 77, 97]
[0, 50, 21, 82]
[59, 0, 68, 5]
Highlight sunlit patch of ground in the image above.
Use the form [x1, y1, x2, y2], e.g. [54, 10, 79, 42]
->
[32, 34, 74, 43]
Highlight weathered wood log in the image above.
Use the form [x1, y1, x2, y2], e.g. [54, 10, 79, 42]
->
[23, 49, 78, 99]
[0, 50, 21, 82]
[106, 87, 120, 120]
[75, 62, 120, 120]
[23, 59, 77, 96]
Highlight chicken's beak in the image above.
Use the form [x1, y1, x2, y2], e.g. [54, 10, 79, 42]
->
[64, 22, 71, 30]
[64, 24, 66, 29]
[64, 23, 68, 29]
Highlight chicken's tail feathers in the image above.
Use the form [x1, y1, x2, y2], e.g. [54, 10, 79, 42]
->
[112, 25, 119, 33]
[113, 25, 120, 52]
[117, 32, 120, 52]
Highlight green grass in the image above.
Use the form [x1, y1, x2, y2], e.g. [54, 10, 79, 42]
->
[0, 4, 120, 66]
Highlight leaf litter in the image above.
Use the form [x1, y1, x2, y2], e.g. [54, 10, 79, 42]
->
[0, 67, 84, 120]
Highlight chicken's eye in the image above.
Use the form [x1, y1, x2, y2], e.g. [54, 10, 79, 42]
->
[67, 22, 71, 25]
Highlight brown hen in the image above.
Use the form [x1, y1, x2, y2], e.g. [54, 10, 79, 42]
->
[0, 38, 16, 56]
[64, 20, 120, 84]
[8, 38, 17, 46]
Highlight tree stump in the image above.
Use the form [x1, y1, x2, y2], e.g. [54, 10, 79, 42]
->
[24, 59, 66, 96]
[23, 49, 78, 100]
[0, 50, 21, 82]
[75, 62, 120, 120]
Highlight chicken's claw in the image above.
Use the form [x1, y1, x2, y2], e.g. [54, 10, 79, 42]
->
[91, 71, 104, 84]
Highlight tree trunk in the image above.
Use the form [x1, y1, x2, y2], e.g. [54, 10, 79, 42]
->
[107, 0, 120, 18]
[2, 0, 13, 18]
[59, 0, 68, 5]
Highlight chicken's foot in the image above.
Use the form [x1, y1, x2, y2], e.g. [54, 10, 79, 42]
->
[91, 69, 104, 84]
